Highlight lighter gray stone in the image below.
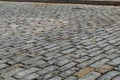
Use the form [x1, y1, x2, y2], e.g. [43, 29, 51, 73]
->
[65, 76, 77, 80]
[37, 66, 58, 75]
[79, 71, 101, 80]
[90, 58, 110, 68]
[0, 64, 9, 69]
[100, 71, 120, 80]
[49, 76, 62, 80]
[113, 76, 120, 80]
[14, 68, 39, 78]
[24, 73, 39, 80]
[108, 57, 120, 66]
[62, 48, 76, 54]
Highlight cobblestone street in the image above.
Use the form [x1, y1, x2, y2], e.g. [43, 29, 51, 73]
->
[0, 1, 120, 80]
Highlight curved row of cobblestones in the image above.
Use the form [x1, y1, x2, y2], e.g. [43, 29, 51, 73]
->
[0, 1, 120, 80]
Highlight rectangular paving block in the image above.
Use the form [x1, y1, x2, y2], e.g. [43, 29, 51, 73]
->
[108, 57, 120, 66]
[27, 60, 46, 68]
[59, 62, 76, 71]
[4, 77, 17, 80]
[65, 76, 77, 80]
[95, 65, 114, 73]
[62, 48, 76, 54]
[0, 59, 11, 64]
[78, 71, 101, 80]
[105, 54, 118, 59]
[37, 66, 58, 75]
[0, 64, 9, 70]
[22, 56, 43, 65]
[77, 54, 106, 68]
[23, 73, 39, 80]
[113, 76, 120, 80]
[88, 50, 103, 57]
[56, 59, 70, 66]
[1, 68, 24, 78]
[49, 76, 62, 80]
[100, 71, 120, 80]
[44, 43, 58, 49]
[90, 58, 110, 68]
[14, 67, 39, 78]
[75, 56, 90, 63]
[41, 70, 60, 80]
[74, 67, 95, 78]
[48, 46, 60, 51]
[60, 68, 76, 78]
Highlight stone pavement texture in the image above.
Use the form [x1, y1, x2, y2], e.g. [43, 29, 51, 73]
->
[1, 0, 120, 6]
[0, 1, 120, 80]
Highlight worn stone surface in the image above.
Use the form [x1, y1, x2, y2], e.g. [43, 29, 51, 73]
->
[97, 71, 120, 80]
[49, 76, 62, 80]
[112, 76, 120, 80]
[79, 71, 101, 80]
[108, 57, 120, 66]
[74, 67, 95, 78]
[96, 65, 114, 73]
[0, 1, 120, 80]
[90, 58, 110, 68]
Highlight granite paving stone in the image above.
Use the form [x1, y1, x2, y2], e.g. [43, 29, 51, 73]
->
[78, 71, 101, 80]
[0, 1, 120, 80]
[112, 76, 120, 80]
